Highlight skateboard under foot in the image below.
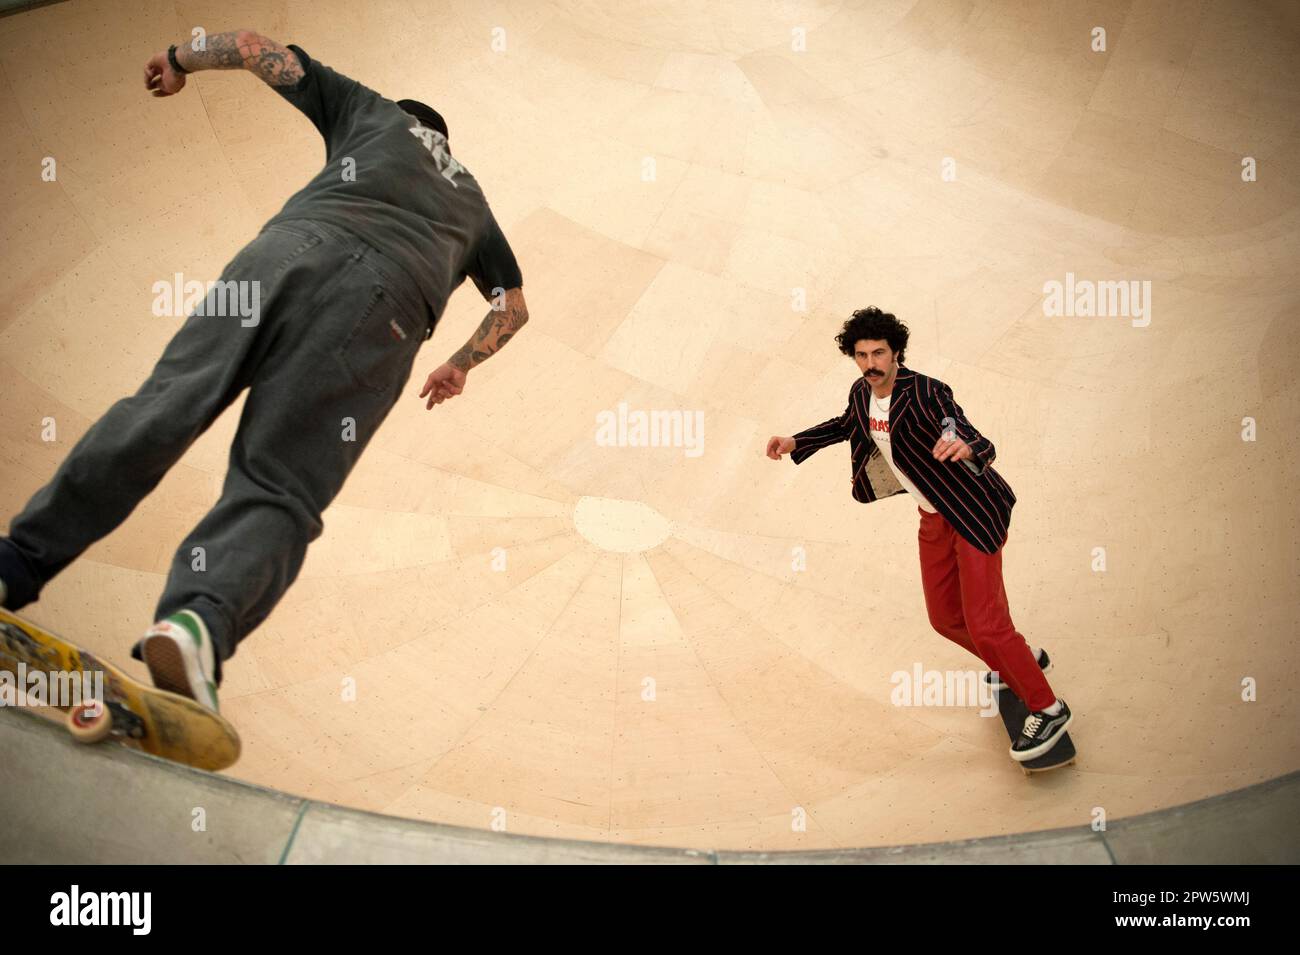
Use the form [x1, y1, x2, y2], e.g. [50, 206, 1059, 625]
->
[0, 607, 240, 771]
[996, 685, 1076, 776]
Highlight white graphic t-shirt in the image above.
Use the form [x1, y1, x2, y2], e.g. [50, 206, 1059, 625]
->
[866, 391, 937, 513]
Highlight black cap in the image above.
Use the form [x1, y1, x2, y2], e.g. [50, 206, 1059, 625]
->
[396, 99, 449, 141]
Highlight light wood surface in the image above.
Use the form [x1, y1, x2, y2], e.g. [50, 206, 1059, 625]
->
[1, 0, 1297, 851]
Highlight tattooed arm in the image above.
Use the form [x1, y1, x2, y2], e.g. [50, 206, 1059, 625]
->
[144, 30, 304, 95]
[448, 288, 530, 373]
[419, 288, 529, 410]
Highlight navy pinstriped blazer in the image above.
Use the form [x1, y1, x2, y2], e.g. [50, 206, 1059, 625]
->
[790, 367, 1016, 553]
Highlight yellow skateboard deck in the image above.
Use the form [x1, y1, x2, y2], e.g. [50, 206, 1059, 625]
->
[0, 607, 240, 771]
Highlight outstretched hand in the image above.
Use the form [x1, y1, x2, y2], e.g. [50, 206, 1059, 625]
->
[933, 433, 973, 462]
[144, 51, 186, 97]
[419, 363, 467, 410]
[766, 436, 796, 460]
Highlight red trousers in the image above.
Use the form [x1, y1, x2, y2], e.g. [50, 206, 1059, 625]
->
[917, 508, 1055, 711]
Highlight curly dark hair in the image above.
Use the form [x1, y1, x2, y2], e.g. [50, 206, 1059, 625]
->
[834, 306, 909, 364]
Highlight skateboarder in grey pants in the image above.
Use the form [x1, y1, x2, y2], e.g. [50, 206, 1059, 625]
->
[0, 31, 529, 712]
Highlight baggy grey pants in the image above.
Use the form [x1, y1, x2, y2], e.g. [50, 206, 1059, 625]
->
[0, 219, 433, 681]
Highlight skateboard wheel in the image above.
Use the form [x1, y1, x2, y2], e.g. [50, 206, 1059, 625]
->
[67, 701, 113, 743]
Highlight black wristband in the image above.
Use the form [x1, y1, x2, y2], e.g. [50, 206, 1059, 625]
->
[168, 44, 190, 75]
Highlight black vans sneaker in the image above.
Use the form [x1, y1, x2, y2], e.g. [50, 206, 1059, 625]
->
[984, 648, 1051, 691]
[1010, 699, 1073, 761]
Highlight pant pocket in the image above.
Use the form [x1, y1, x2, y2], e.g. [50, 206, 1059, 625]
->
[335, 285, 423, 395]
[222, 228, 326, 288]
[263, 228, 324, 270]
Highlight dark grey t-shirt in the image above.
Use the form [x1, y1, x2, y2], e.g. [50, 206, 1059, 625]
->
[267, 45, 522, 325]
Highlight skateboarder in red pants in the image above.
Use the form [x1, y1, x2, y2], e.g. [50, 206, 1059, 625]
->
[766, 307, 1072, 761]
[0, 31, 528, 713]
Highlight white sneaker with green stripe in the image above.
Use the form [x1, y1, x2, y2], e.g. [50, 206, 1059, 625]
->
[141, 609, 220, 713]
